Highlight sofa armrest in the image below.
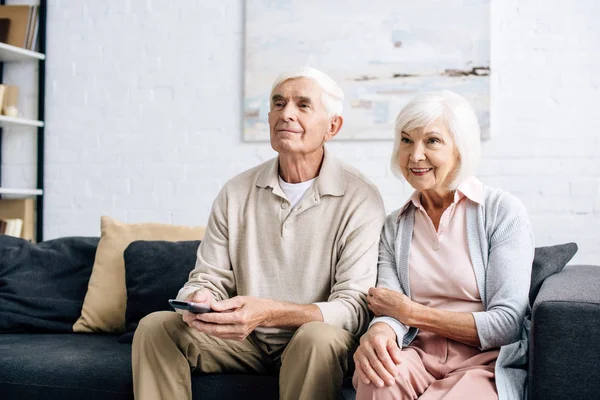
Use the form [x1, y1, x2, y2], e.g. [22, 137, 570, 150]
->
[529, 265, 600, 400]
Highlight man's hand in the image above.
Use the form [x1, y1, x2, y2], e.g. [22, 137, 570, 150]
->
[192, 296, 275, 341]
[353, 323, 402, 388]
[181, 289, 214, 328]
[367, 287, 414, 325]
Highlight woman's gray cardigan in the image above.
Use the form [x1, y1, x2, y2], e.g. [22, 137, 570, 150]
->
[371, 185, 534, 400]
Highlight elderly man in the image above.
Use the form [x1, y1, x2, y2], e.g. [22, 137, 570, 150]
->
[132, 67, 385, 400]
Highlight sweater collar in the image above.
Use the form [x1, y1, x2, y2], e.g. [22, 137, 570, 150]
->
[255, 146, 345, 198]
[397, 176, 484, 220]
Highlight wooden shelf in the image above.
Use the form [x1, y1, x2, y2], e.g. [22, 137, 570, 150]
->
[0, 42, 45, 62]
[0, 115, 44, 128]
[0, 188, 43, 196]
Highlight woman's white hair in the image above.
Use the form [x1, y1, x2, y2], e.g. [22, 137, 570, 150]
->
[390, 90, 482, 190]
[271, 67, 344, 118]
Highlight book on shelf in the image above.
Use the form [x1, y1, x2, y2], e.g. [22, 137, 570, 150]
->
[26, 5, 37, 51]
[0, 18, 9, 44]
[0, 5, 39, 50]
[0, 83, 19, 117]
[29, 6, 39, 51]
[0, 84, 5, 111]
[0, 217, 23, 238]
[0, 198, 34, 241]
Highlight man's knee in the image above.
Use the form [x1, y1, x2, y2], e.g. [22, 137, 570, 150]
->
[135, 311, 183, 340]
[288, 321, 355, 354]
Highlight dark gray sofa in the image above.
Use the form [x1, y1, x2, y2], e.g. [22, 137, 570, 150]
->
[1, 236, 599, 400]
[528, 265, 600, 400]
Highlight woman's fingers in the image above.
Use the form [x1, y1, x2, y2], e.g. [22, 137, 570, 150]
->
[354, 328, 402, 388]
[361, 358, 384, 387]
[373, 341, 399, 380]
[366, 351, 394, 387]
[354, 343, 387, 387]
[367, 303, 382, 317]
[354, 361, 370, 385]
[353, 350, 372, 385]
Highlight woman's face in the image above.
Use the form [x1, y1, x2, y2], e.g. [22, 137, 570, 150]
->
[397, 120, 459, 193]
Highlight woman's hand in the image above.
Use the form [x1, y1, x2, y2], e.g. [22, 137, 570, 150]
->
[353, 323, 402, 388]
[367, 287, 414, 325]
[369, 287, 482, 348]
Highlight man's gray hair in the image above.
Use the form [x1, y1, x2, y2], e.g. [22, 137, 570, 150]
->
[271, 67, 344, 118]
[390, 90, 482, 190]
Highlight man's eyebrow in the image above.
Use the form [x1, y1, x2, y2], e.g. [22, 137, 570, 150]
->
[271, 94, 285, 102]
[296, 96, 312, 104]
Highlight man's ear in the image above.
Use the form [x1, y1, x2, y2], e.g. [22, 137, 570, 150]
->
[324, 115, 343, 142]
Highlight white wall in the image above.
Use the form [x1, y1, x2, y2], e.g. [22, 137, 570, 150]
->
[3, 0, 599, 264]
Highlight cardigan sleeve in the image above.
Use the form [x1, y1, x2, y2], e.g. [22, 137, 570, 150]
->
[370, 213, 410, 347]
[472, 193, 534, 350]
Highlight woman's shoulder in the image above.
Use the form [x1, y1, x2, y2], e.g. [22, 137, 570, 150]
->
[381, 203, 416, 239]
[384, 204, 412, 227]
[482, 185, 532, 243]
[482, 185, 529, 218]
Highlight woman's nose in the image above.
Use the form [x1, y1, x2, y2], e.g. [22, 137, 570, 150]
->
[409, 144, 426, 162]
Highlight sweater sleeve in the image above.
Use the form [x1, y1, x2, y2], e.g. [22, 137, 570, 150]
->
[314, 191, 386, 336]
[177, 186, 236, 304]
[369, 213, 410, 347]
[472, 194, 534, 350]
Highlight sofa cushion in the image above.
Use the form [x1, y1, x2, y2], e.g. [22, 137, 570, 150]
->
[529, 242, 578, 306]
[73, 216, 205, 334]
[119, 240, 201, 343]
[0, 333, 133, 400]
[0, 236, 98, 333]
[0, 333, 282, 400]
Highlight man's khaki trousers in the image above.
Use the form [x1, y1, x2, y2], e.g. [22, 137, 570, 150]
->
[132, 311, 357, 400]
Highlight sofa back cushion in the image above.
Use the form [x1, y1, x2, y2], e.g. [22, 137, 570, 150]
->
[529, 242, 578, 306]
[119, 240, 201, 342]
[0, 236, 99, 333]
[73, 216, 206, 334]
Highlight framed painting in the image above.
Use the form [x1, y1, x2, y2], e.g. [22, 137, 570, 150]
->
[244, 0, 490, 141]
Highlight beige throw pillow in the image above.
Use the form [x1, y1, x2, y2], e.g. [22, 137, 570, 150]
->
[73, 216, 205, 333]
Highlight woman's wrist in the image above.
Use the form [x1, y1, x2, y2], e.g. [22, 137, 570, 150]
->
[401, 300, 422, 327]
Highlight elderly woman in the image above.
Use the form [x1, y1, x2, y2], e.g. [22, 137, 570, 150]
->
[353, 91, 534, 400]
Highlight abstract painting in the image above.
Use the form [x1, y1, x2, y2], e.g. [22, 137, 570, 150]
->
[244, 0, 490, 141]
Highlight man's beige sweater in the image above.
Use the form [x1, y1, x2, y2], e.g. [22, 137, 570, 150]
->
[177, 147, 386, 345]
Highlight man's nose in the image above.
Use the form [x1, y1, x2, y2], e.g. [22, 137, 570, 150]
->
[280, 104, 297, 121]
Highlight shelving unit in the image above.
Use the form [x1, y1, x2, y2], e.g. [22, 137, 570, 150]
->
[0, 0, 46, 241]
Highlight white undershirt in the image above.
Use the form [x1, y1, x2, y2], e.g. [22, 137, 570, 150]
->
[278, 176, 316, 209]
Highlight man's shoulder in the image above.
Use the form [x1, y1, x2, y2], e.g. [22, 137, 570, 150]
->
[338, 159, 382, 199]
[221, 158, 274, 193]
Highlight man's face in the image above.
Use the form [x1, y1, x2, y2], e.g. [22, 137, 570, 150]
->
[268, 77, 339, 156]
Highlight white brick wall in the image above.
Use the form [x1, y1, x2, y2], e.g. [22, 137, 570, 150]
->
[2, 0, 599, 265]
